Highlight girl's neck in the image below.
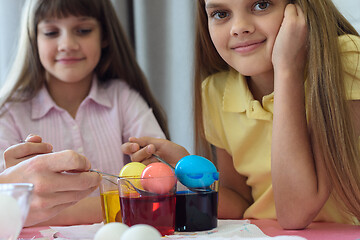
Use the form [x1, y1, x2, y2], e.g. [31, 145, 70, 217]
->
[246, 71, 274, 103]
[46, 75, 93, 119]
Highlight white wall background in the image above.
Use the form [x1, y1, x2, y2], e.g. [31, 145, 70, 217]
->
[333, 0, 360, 31]
[0, 0, 359, 153]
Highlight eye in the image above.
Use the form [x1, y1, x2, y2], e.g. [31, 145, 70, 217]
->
[77, 28, 92, 35]
[43, 31, 58, 37]
[210, 10, 230, 20]
[253, 1, 271, 11]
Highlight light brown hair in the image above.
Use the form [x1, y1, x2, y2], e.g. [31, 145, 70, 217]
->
[0, 0, 169, 138]
[194, 0, 360, 221]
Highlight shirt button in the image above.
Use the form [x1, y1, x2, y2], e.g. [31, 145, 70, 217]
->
[77, 147, 83, 153]
[73, 125, 78, 130]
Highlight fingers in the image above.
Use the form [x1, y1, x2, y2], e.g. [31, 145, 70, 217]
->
[3, 141, 53, 168]
[120, 141, 140, 155]
[284, 3, 306, 25]
[5, 142, 53, 159]
[272, 3, 307, 73]
[122, 137, 158, 163]
[129, 144, 156, 163]
[31, 186, 98, 210]
[25, 134, 43, 143]
[284, 3, 297, 18]
[25, 186, 97, 226]
[128, 136, 162, 147]
[23, 156, 101, 192]
[38, 150, 91, 172]
[22, 151, 101, 191]
[35, 171, 101, 192]
[126, 136, 190, 165]
[295, 4, 305, 18]
[26, 201, 75, 226]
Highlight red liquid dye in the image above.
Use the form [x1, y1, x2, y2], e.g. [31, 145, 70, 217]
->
[120, 194, 176, 236]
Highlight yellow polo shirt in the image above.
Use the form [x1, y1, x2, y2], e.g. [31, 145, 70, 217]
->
[202, 34, 360, 224]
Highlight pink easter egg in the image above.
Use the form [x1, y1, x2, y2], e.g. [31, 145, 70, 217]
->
[141, 162, 176, 194]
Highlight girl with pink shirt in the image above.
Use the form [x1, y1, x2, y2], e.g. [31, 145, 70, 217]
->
[0, 0, 168, 226]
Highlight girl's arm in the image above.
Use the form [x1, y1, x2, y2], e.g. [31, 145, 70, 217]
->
[33, 196, 103, 226]
[1, 150, 101, 227]
[121, 137, 189, 167]
[272, 70, 330, 229]
[216, 147, 253, 219]
[271, 4, 330, 229]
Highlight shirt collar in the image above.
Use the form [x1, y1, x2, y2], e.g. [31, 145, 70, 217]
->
[31, 85, 57, 119]
[86, 76, 112, 108]
[31, 76, 112, 119]
[223, 69, 251, 113]
[222, 69, 274, 119]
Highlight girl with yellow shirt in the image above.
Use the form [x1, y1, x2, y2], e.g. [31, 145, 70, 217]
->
[122, 0, 360, 229]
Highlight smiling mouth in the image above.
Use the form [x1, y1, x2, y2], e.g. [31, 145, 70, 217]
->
[56, 57, 85, 64]
[231, 39, 266, 54]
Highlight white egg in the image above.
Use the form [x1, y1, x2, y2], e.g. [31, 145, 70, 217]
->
[121, 224, 162, 240]
[0, 194, 22, 239]
[94, 222, 129, 240]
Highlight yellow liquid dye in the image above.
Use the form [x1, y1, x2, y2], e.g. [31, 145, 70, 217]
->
[100, 190, 122, 223]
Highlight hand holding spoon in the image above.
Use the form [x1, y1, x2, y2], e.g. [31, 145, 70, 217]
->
[89, 169, 158, 196]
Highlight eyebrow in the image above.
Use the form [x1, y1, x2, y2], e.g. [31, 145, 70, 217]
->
[205, 2, 224, 9]
[41, 16, 95, 24]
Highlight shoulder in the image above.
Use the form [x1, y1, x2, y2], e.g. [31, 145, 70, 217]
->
[338, 35, 360, 100]
[100, 79, 147, 108]
[338, 34, 360, 52]
[202, 71, 231, 91]
[0, 100, 32, 137]
[101, 79, 142, 101]
[0, 100, 31, 117]
[202, 71, 232, 100]
[103, 79, 132, 94]
[338, 34, 360, 66]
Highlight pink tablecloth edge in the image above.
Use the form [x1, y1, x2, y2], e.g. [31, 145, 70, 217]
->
[250, 219, 360, 240]
[19, 219, 360, 240]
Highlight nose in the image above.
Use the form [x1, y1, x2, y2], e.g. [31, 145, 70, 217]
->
[230, 16, 255, 36]
[58, 33, 79, 52]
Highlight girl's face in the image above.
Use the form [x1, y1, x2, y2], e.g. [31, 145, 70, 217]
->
[205, 0, 287, 78]
[37, 16, 103, 85]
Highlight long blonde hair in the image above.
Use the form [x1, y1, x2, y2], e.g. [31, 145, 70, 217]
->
[0, 0, 169, 138]
[194, 0, 360, 221]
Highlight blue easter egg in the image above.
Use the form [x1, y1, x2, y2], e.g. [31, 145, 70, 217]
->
[175, 155, 219, 188]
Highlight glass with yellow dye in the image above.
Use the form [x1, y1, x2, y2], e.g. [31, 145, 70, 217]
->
[99, 175, 121, 223]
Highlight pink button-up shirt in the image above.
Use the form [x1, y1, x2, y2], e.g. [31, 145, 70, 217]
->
[0, 78, 165, 178]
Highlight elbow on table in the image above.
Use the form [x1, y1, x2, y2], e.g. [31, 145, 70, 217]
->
[278, 217, 310, 230]
[277, 209, 318, 230]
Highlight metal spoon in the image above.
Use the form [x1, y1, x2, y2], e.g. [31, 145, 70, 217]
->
[89, 169, 158, 196]
[152, 154, 175, 170]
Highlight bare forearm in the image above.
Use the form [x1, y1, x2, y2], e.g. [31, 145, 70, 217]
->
[272, 70, 329, 228]
[33, 197, 103, 226]
[217, 186, 251, 219]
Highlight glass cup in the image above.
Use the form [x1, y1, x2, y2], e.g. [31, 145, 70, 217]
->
[0, 183, 34, 240]
[118, 175, 177, 236]
[99, 175, 121, 223]
[175, 178, 219, 232]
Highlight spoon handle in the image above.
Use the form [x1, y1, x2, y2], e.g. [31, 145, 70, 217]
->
[152, 154, 175, 170]
[89, 169, 119, 178]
